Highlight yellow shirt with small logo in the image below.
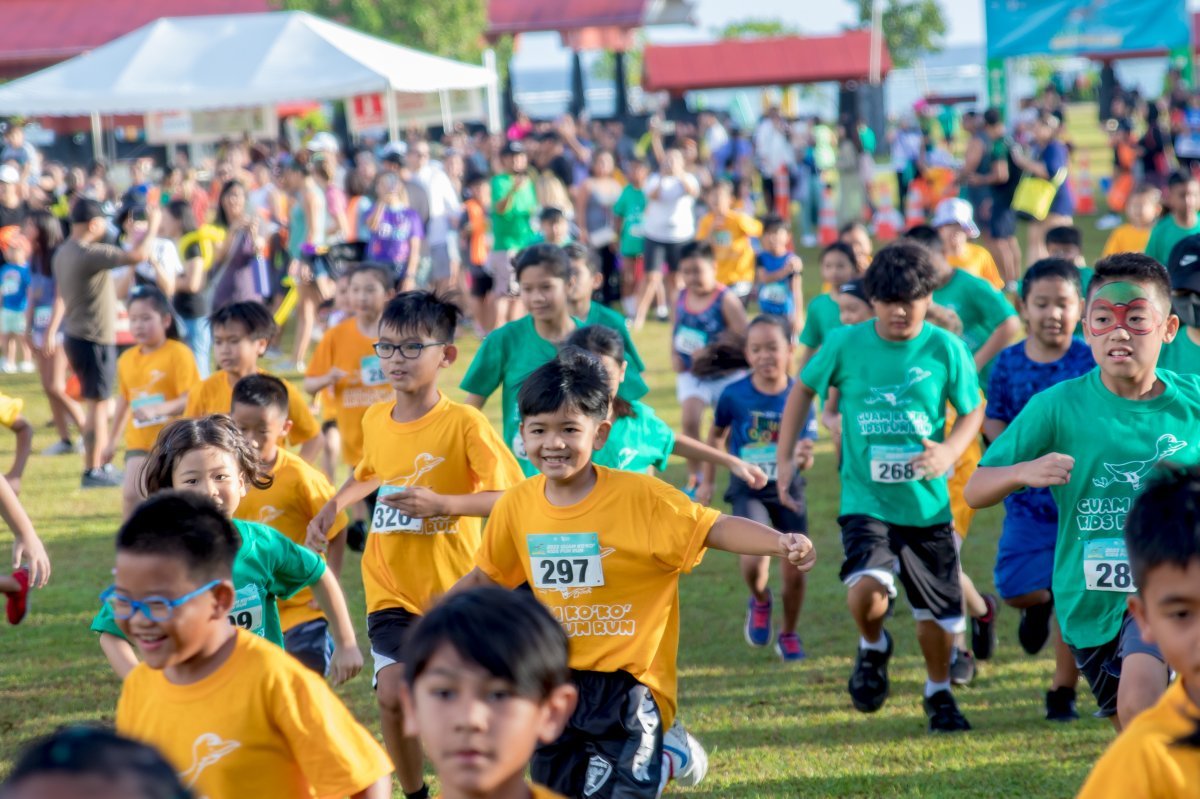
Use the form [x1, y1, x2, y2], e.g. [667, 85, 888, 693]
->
[477, 466, 719, 728]
[697, 211, 763, 288]
[116, 629, 393, 799]
[305, 318, 392, 466]
[185, 369, 319, 448]
[117, 339, 200, 452]
[354, 394, 523, 615]
[235, 448, 347, 632]
[947, 242, 1004, 290]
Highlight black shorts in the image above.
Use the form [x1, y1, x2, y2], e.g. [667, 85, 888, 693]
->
[1068, 612, 1164, 718]
[284, 617, 333, 676]
[532, 670, 663, 799]
[726, 475, 807, 532]
[321, 419, 338, 434]
[838, 514, 963, 628]
[367, 606, 419, 683]
[643, 238, 686, 273]
[469, 264, 494, 298]
[989, 204, 1017, 239]
[63, 335, 116, 401]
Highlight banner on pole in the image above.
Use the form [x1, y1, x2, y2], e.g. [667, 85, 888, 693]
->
[348, 90, 485, 134]
[985, 0, 1189, 60]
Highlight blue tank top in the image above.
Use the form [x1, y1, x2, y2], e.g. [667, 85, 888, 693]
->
[673, 285, 729, 371]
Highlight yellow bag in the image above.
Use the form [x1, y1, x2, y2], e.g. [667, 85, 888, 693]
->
[1012, 168, 1067, 221]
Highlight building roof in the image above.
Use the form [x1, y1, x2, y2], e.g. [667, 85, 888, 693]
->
[487, 0, 646, 35]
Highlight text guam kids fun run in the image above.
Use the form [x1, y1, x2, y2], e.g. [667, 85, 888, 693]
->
[856, 410, 934, 438]
[1075, 497, 1131, 533]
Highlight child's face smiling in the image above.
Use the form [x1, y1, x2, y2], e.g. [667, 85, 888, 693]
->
[518, 265, 571, 322]
[1023, 277, 1082, 351]
[1083, 280, 1177, 379]
[521, 407, 609, 482]
[745, 323, 791, 382]
[376, 324, 454, 394]
[171, 447, 247, 517]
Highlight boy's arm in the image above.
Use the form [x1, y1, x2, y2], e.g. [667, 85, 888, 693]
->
[298, 435, 322, 463]
[1, 474, 47, 585]
[42, 291, 65, 356]
[383, 488, 505, 519]
[721, 289, 749, 336]
[462, 393, 486, 409]
[964, 454, 1075, 509]
[696, 425, 730, 506]
[911, 404, 984, 478]
[973, 316, 1020, 373]
[99, 632, 139, 680]
[308, 474, 381, 551]
[309, 569, 364, 686]
[351, 776, 393, 799]
[704, 515, 816, 571]
[776, 381, 817, 511]
[449, 566, 502, 595]
[6, 416, 31, 486]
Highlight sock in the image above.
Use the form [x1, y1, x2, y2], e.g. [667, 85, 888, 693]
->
[859, 635, 887, 653]
[404, 785, 429, 799]
[924, 679, 951, 698]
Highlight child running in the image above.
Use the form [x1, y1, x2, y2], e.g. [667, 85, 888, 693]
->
[798, 242, 861, 365]
[777, 240, 984, 732]
[967, 253, 1200, 730]
[563, 242, 646, 375]
[1, 474, 50, 625]
[92, 416, 363, 684]
[697, 180, 763, 304]
[1160, 235, 1200, 375]
[1145, 170, 1200, 266]
[755, 215, 804, 338]
[308, 290, 523, 799]
[454, 351, 815, 799]
[983, 258, 1094, 721]
[1100, 183, 1160, 258]
[109, 491, 392, 799]
[103, 285, 200, 519]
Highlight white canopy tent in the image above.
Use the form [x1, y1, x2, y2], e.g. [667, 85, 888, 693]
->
[0, 10, 499, 153]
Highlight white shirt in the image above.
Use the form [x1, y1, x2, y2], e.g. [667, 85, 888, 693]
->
[415, 162, 462, 245]
[641, 173, 699, 243]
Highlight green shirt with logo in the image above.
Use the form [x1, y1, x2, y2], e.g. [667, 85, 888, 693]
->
[593, 400, 676, 473]
[799, 293, 843, 348]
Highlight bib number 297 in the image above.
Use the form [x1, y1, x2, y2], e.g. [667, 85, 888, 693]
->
[528, 533, 605, 590]
[536, 557, 591, 586]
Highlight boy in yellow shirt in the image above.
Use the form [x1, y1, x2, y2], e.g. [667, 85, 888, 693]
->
[231, 373, 348, 675]
[111, 491, 393, 799]
[1077, 467, 1200, 798]
[185, 301, 321, 462]
[308, 290, 524, 799]
[455, 349, 816, 799]
[697, 179, 763, 303]
[400, 587, 577, 799]
[1101, 184, 1160, 257]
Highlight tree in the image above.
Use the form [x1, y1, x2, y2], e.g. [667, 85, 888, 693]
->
[713, 18, 800, 40]
[849, 0, 946, 68]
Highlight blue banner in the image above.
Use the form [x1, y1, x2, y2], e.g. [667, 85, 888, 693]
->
[985, 0, 1190, 59]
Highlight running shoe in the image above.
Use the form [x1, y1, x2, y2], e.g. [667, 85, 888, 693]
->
[924, 689, 972, 733]
[744, 591, 772, 647]
[971, 593, 999, 660]
[775, 632, 806, 662]
[41, 439, 82, 456]
[848, 630, 892, 713]
[81, 464, 122, 489]
[5, 568, 29, 624]
[1019, 601, 1053, 655]
[950, 648, 976, 686]
[662, 719, 708, 787]
[1045, 686, 1079, 722]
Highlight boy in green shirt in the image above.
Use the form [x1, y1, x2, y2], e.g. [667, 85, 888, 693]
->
[563, 242, 645, 375]
[1161, 234, 1200, 374]
[613, 158, 649, 319]
[1145, 171, 1200, 266]
[967, 253, 1200, 731]
[489, 141, 538, 325]
[777, 240, 985, 733]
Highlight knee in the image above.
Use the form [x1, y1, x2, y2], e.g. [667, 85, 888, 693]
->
[375, 670, 406, 715]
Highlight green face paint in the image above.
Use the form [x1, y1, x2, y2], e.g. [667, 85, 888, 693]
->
[1087, 281, 1162, 336]
[1093, 281, 1149, 305]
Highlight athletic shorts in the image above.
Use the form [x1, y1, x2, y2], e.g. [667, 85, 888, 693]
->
[429, 241, 458, 282]
[643, 238, 686, 274]
[676, 370, 746, 406]
[726, 474, 807, 532]
[367, 606, 419, 681]
[469, 264, 494, 298]
[993, 516, 1057, 600]
[531, 669, 663, 799]
[63, 335, 116, 401]
[0, 308, 25, 335]
[486, 249, 519, 298]
[838, 514, 965, 634]
[1068, 612, 1164, 718]
[321, 418, 338, 434]
[284, 617, 334, 676]
[989, 205, 1017, 239]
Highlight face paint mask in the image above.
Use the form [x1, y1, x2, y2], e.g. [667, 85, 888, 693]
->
[1172, 291, 1200, 329]
[1086, 281, 1163, 337]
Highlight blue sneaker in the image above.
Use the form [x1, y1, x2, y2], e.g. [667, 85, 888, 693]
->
[744, 592, 772, 647]
[776, 632, 806, 662]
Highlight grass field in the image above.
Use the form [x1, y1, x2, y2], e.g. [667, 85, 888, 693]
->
[0, 207, 1122, 796]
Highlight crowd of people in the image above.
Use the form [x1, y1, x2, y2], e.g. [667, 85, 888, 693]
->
[2, 85, 1200, 799]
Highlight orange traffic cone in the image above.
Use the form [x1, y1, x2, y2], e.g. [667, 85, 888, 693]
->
[872, 188, 901, 242]
[818, 186, 838, 246]
[774, 166, 790, 218]
[1074, 152, 1096, 215]
[904, 187, 925, 229]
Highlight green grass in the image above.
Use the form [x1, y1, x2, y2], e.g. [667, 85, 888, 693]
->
[0, 210, 1121, 796]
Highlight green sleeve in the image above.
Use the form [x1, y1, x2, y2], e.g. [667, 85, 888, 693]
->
[460, 331, 506, 398]
[945, 335, 982, 415]
[613, 186, 631, 218]
[648, 411, 676, 472]
[1144, 223, 1165, 262]
[979, 389, 1058, 468]
[800, 328, 840, 396]
[619, 323, 646, 372]
[90, 602, 125, 639]
[260, 524, 326, 600]
[616, 365, 649, 402]
[980, 284, 1018, 330]
[798, 297, 827, 348]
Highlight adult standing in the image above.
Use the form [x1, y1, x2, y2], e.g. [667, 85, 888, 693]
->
[282, 160, 328, 372]
[210, 181, 269, 310]
[160, 200, 212, 376]
[890, 115, 925, 207]
[46, 199, 159, 488]
[1013, 112, 1074, 263]
[574, 149, 623, 304]
[981, 109, 1023, 286]
[1139, 101, 1171, 191]
[488, 140, 538, 327]
[632, 146, 700, 329]
[836, 120, 866, 227]
[407, 140, 462, 294]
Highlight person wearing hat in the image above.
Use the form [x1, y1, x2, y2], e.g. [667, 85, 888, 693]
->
[1161, 233, 1200, 375]
[932, 197, 1005, 291]
[488, 140, 538, 326]
[0, 165, 28, 229]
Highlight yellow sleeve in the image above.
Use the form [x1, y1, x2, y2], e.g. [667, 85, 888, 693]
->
[646, 479, 719, 573]
[184, 378, 210, 417]
[1101, 228, 1121, 258]
[0, 393, 22, 429]
[305, 327, 335, 380]
[979, 250, 1004, 290]
[283, 380, 320, 446]
[743, 214, 764, 237]
[352, 409, 379, 482]
[173, 344, 201, 397]
[475, 492, 528, 587]
[1075, 726, 1163, 799]
[117, 351, 135, 401]
[696, 215, 712, 240]
[464, 409, 524, 489]
[305, 466, 347, 540]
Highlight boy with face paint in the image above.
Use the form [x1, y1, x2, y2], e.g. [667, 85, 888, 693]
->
[967, 253, 1200, 732]
[1161, 234, 1200, 375]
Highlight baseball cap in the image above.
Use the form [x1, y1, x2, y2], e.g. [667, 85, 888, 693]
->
[1167, 234, 1200, 293]
[306, 131, 339, 153]
[930, 198, 980, 238]
[0, 165, 19, 184]
[501, 140, 525, 157]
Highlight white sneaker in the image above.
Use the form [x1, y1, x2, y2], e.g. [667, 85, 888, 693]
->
[41, 439, 81, 456]
[0, 360, 14, 374]
[801, 233, 818, 247]
[18, 361, 33, 373]
[662, 719, 708, 788]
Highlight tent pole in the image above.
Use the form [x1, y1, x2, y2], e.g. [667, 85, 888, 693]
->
[385, 86, 400, 146]
[90, 111, 102, 162]
[483, 48, 501, 135]
[439, 90, 451, 136]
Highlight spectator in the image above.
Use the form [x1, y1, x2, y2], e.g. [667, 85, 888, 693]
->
[1012, 111, 1074, 263]
[407, 140, 461, 294]
[634, 145, 700, 328]
[0, 165, 29, 228]
[574, 149, 623, 305]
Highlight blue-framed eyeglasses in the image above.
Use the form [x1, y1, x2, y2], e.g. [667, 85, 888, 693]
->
[99, 580, 221, 622]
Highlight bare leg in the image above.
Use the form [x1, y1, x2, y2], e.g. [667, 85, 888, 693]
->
[291, 285, 319, 368]
[679, 396, 706, 483]
[633, 270, 664, 330]
[780, 559, 807, 635]
[83, 399, 109, 472]
[376, 664, 427, 794]
[917, 620, 954, 683]
[120, 455, 146, 520]
[954, 569, 988, 650]
[740, 554, 769, 602]
[847, 576, 889, 643]
[1116, 653, 1169, 730]
[1050, 616, 1079, 690]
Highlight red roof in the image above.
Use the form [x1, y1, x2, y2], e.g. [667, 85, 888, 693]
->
[0, 0, 275, 78]
[487, 0, 647, 36]
[642, 31, 892, 94]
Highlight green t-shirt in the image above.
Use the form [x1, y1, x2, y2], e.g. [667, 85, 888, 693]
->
[1145, 216, 1200, 266]
[933, 269, 1017, 378]
[799, 293, 843, 348]
[460, 315, 649, 476]
[1160, 329, 1200, 375]
[583, 301, 645, 375]
[612, 184, 647, 257]
[593, 400, 675, 473]
[90, 519, 325, 647]
[801, 321, 980, 526]
[980, 369, 1200, 648]
[490, 173, 538, 252]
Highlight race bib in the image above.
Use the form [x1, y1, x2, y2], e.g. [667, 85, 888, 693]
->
[629, 223, 644, 238]
[371, 485, 423, 533]
[740, 442, 778, 481]
[33, 305, 51, 329]
[1083, 537, 1136, 593]
[228, 584, 265, 636]
[529, 533, 605, 590]
[673, 325, 708, 356]
[131, 394, 168, 429]
[360, 355, 387, 387]
[759, 283, 789, 306]
[1, 273, 19, 296]
[870, 444, 923, 483]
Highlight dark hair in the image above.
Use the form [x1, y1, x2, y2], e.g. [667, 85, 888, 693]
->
[1168, 170, 1197, 190]
[349, 262, 394, 293]
[25, 209, 62, 277]
[820, 241, 860, 272]
[518, 347, 610, 422]
[863, 240, 939, 302]
[564, 326, 634, 419]
[680, 240, 715, 263]
[747, 313, 793, 341]
[1, 726, 193, 799]
[513, 242, 571, 281]
[141, 416, 272, 496]
[208, 300, 277, 341]
[380, 290, 462, 341]
[404, 587, 570, 700]
[285, 159, 310, 177]
[117, 491, 240, 582]
[983, 108, 1003, 127]
[1045, 225, 1082, 249]
[70, 198, 105, 225]
[538, 206, 566, 225]
[127, 285, 181, 341]
[902, 224, 941, 252]
[1020, 257, 1083, 300]
[164, 199, 197, 237]
[760, 214, 787, 236]
[562, 242, 596, 274]
[214, 180, 245, 229]
[231, 374, 289, 417]
[1087, 252, 1173, 309]
[838, 220, 869, 238]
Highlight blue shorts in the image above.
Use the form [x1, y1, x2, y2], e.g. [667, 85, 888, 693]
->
[283, 618, 333, 676]
[994, 516, 1057, 600]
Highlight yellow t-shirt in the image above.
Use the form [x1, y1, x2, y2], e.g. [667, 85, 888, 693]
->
[117, 340, 201, 452]
[697, 211, 763, 287]
[531, 785, 570, 799]
[115, 629, 392, 799]
[185, 369, 319, 447]
[235, 448, 347, 632]
[0, 391, 23, 429]
[477, 466, 719, 727]
[947, 242, 1004, 290]
[1076, 678, 1200, 798]
[353, 394, 523, 615]
[1101, 223, 1152, 258]
[305, 318, 392, 466]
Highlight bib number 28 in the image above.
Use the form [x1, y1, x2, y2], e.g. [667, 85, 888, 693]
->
[1084, 538, 1136, 593]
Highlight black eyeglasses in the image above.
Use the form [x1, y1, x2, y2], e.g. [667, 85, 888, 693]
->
[372, 341, 449, 360]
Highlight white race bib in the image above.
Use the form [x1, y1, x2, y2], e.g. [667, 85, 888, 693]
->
[228, 584, 265, 636]
[759, 283, 789, 306]
[870, 444, 922, 483]
[1084, 537, 1136, 593]
[360, 355, 387, 387]
[673, 325, 708, 356]
[131, 393, 168, 429]
[33, 305, 51, 329]
[371, 485, 423, 533]
[740, 442, 778, 481]
[529, 533, 605, 590]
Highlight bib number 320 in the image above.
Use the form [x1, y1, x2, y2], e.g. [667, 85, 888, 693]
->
[1084, 538, 1135, 592]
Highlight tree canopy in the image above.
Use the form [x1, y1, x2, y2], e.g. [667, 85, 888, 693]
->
[849, 0, 946, 68]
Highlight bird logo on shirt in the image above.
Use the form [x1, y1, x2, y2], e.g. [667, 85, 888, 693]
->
[864, 367, 933, 408]
[180, 733, 240, 788]
[617, 448, 639, 469]
[396, 453, 445, 488]
[1093, 434, 1187, 490]
[145, 369, 166, 387]
[256, 505, 284, 524]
